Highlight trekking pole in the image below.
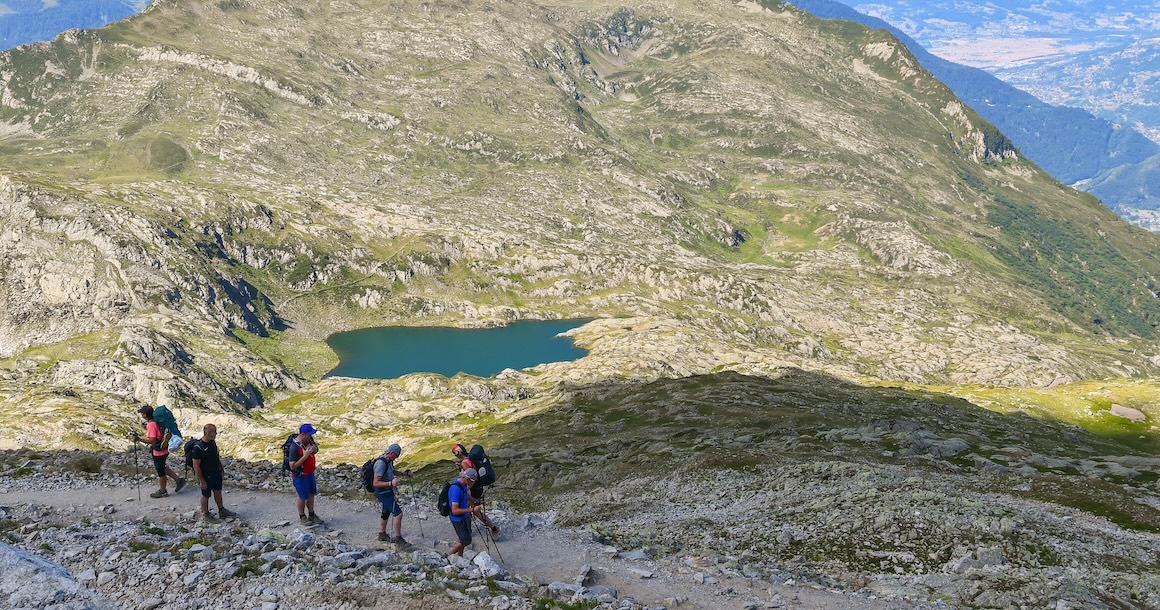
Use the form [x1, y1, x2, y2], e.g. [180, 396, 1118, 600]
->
[396, 480, 424, 538]
[473, 513, 505, 566]
[131, 439, 141, 502]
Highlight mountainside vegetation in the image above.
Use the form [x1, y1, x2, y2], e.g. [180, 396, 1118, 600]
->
[0, 0, 1155, 450]
[0, 1, 1158, 605]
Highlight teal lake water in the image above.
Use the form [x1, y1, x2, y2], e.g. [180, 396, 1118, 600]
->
[325, 319, 590, 379]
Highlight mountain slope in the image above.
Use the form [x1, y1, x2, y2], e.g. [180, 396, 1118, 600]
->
[0, 2, 1157, 607]
[0, 0, 1156, 452]
[785, 0, 1160, 223]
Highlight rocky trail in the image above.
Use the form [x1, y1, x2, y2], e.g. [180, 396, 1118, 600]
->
[0, 453, 937, 610]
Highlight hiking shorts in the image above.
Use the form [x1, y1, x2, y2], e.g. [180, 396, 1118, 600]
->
[151, 454, 169, 477]
[291, 473, 317, 500]
[376, 490, 402, 518]
[452, 518, 472, 545]
[200, 473, 223, 497]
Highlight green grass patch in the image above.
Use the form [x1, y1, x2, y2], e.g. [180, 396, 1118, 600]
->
[1020, 476, 1160, 533]
[231, 329, 338, 382]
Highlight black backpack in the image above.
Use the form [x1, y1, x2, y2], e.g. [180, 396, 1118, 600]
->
[361, 456, 386, 493]
[183, 438, 205, 470]
[438, 480, 467, 517]
[468, 444, 497, 487]
[280, 434, 298, 473]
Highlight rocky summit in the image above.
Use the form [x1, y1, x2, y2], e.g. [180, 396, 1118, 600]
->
[0, 0, 1157, 608]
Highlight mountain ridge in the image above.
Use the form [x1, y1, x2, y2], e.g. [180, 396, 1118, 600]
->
[785, 0, 1160, 226]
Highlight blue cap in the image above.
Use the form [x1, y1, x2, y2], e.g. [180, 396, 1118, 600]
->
[385, 443, 402, 456]
[299, 423, 317, 435]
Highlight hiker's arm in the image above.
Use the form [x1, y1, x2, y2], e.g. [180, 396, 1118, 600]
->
[373, 473, 395, 489]
[193, 458, 205, 486]
[451, 501, 478, 517]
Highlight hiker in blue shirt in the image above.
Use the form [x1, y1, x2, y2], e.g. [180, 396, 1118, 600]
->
[447, 468, 481, 557]
[371, 443, 411, 544]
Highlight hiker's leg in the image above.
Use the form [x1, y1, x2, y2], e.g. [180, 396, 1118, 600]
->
[292, 475, 310, 515]
[390, 495, 404, 537]
[200, 487, 210, 513]
[472, 489, 497, 530]
[209, 473, 225, 509]
[305, 474, 318, 514]
[377, 492, 392, 533]
[153, 455, 168, 491]
[450, 519, 472, 555]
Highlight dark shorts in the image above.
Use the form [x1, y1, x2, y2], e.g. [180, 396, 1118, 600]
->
[200, 473, 223, 497]
[452, 518, 472, 545]
[151, 454, 169, 477]
[470, 486, 485, 501]
[376, 490, 402, 517]
[291, 473, 317, 500]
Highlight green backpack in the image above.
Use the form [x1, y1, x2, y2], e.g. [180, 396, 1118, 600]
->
[152, 405, 182, 450]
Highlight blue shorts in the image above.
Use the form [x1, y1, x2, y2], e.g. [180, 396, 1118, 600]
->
[291, 473, 317, 500]
[376, 490, 402, 517]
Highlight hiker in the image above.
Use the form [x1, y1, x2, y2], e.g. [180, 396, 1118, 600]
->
[287, 423, 323, 525]
[189, 423, 236, 521]
[371, 443, 412, 544]
[130, 405, 185, 498]
[451, 443, 500, 536]
[447, 467, 481, 556]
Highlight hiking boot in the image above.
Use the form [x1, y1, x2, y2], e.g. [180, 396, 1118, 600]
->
[391, 535, 409, 545]
[201, 511, 218, 522]
[377, 532, 390, 542]
[149, 489, 168, 499]
[490, 526, 502, 538]
[174, 478, 187, 493]
[308, 513, 324, 524]
[299, 514, 311, 525]
[218, 508, 236, 519]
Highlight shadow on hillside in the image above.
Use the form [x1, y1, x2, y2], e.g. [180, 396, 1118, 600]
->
[478, 369, 1159, 530]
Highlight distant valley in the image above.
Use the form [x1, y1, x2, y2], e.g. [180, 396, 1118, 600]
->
[786, 0, 1160, 229]
[0, 0, 148, 50]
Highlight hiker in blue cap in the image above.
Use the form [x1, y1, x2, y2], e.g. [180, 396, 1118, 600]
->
[371, 443, 412, 544]
[287, 423, 322, 525]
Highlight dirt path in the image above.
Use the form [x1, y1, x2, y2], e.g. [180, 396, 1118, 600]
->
[0, 482, 929, 610]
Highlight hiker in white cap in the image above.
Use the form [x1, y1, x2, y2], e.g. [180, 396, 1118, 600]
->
[447, 467, 482, 556]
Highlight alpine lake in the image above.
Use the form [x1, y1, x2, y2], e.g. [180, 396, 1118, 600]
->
[324, 319, 590, 379]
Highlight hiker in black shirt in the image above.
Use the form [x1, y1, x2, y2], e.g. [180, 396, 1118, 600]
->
[190, 424, 236, 521]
